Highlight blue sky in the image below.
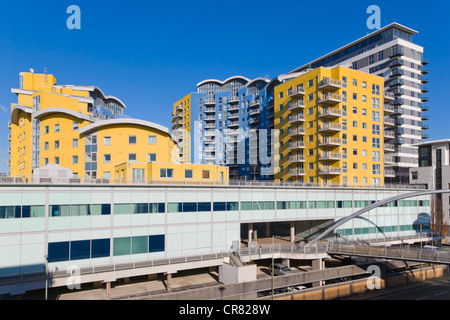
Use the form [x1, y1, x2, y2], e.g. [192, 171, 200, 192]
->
[0, 0, 449, 173]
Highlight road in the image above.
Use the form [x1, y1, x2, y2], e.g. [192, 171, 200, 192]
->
[341, 275, 450, 300]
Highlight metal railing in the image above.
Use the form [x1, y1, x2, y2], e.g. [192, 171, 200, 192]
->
[0, 175, 427, 190]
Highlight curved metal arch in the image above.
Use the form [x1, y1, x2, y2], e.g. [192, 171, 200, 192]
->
[307, 189, 450, 247]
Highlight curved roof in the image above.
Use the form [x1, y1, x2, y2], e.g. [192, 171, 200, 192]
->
[197, 76, 251, 88]
[92, 87, 127, 109]
[78, 118, 181, 149]
[245, 77, 270, 88]
[53, 85, 127, 109]
[11, 105, 32, 124]
[33, 107, 92, 122]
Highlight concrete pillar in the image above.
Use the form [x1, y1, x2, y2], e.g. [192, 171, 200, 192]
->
[248, 223, 253, 241]
[290, 221, 295, 243]
[282, 258, 290, 267]
[266, 222, 271, 237]
[312, 258, 325, 288]
[106, 282, 111, 300]
[166, 273, 172, 293]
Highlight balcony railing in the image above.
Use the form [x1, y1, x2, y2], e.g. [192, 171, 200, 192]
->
[319, 137, 342, 146]
[288, 100, 305, 110]
[205, 98, 215, 105]
[319, 122, 342, 132]
[289, 155, 305, 163]
[319, 78, 342, 90]
[289, 127, 305, 136]
[384, 131, 395, 139]
[319, 107, 342, 118]
[384, 143, 395, 151]
[288, 85, 305, 97]
[290, 141, 305, 149]
[319, 152, 342, 161]
[384, 170, 396, 177]
[288, 114, 305, 123]
[384, 91, 395, 101]
[319, 167, 342, 175]
[319, 93, 341, 105]
[289, 168, 306, 176]
[383, 105, 395, 113]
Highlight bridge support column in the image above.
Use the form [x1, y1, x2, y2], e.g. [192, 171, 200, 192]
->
[248, 223, 253, 242]
[290, 222, 295, 243]
[312, 258, 325, 287]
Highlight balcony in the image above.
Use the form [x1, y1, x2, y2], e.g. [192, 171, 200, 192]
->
[249, 109, 260, 116]
[8, 134, 11, 141]
[228, 129, 239, 135]
[204, 130, 215, 136]
[384, 131, 395, 139]
[228, 112, 239, 119]
[384, 157, 395, 165]
[228, 96, 239, 104]
[421, 77, 429, 84]
[7, 159, 11, 167]
[422, 133, 430, 140]
[8, 121, 11, 129]
[289, 127, 305, 137]
[288, 114, 305, 124]
[290, 141, 305, 150]
[228, 105, 239, 111]
[389, 69, 404, 78]
[421, 105, 429, 112]
[389, 59, 404, 68]
[389, 79, 404, 87]
[228, 121, 239, 127]
[319, 122, 342, 132]
[204, 123, 215, 129]
[205, 107, 215, 113]
[250, 99, 260, 107]
[384, 143, 395, 151]
[288, 85, 305, 98]
[205, 98, 215, 105]
[203, 138, 215, 144]
[421, 87, 429, 93]
[392, 98, 404, 105]
[319, 167, 342, 175]
[319, 137, 342, 147]
[383, 118, 395, 126]
[289, 168, 306, 177]
[176, 105, 183, 111]
[392, 107, 404, 116]
[421, 124, 430, 130]
[421, 68, 429, 75]
[319, 107, 342, 119]
[7, 146, 11, 154]
[249, 118, 259, 124]
[204, 115, 216, 121]
[422, 114, 429, 121]
[319, 152, 342, 161]
[384, 105, 395, 114]
[319, 78, 342, 91]
[384, 170, 396, 177]
[174, 120, 183, 127]
[421, 96, 429, 102]
[389, 46, 404, 58]
[384, 91, 395, 102]
[288, 100, 305, 111]
[319, 93, 341, 105]
[289, 155, 305, 163]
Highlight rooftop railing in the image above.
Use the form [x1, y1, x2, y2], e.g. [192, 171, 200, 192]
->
[0, 175, 427, 189]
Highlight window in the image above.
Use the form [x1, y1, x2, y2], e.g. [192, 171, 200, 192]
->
[353, 93, 358, 100]
[202, 170, 210, 179]
[372, 111, 380, 122]
[104, 137, 111, 145]
[372, 124, 380, 135]
[103, 172, 111, 180]
[185, 169, 193, 179]
[54, 157, 59, 164]
[72, 139, 78, 147]
[148, 135, 157, 145]
[44, 158, 49, 165]
[353, 107, 357, 114]
[372, 151, 381, 161]
[372, 98, 380, 109]
[72, 122, 78, 130]
[368, 55, 374, 65]
[353, 121, 358, 128]
[104, 154, 111, 163]
[308, 93, 314, 101]
[44, 126, 49, 134]
[160, 168, 173, 178]
[308, 79, 314, 87]
[372, 138, 380, 148]
[44, 141, 49, 150]
[54, 140, 60, 149]
[279, 92, 283, 99]
[54, 124, 60, 132]
[373, 164, 381, 175]
[372, 84, 380, 95]
[353, 79, 358, 86]
[353, 135, 358, 142]
[72, 156, 78, 164]
[128, 153, 137, 162]
[411, 171, 418, 180]
[362, 81, 367, 89]
[129, 136, 137, 144]
[148, 153, 156, 162]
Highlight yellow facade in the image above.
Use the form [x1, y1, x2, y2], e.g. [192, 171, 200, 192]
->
[172, 93, 192, 163]
[115, 162, 229, 184]
[10, 72, 228, 183]
[274, 66, 386, 187]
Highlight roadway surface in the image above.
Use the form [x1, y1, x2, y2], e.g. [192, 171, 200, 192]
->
[340, 275, 450, 300]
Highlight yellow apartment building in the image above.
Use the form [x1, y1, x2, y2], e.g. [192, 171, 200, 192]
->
[9, 71, 227, 183]
[274, 66, 393, 187]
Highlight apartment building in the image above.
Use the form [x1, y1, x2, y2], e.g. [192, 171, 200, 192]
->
[274, 66, 392, 187]
[288, 22, 429, 184]
[172, 76, 273, 180]
[9, 72, 226, 183]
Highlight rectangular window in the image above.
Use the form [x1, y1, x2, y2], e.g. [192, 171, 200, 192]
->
[128, 153, 137, 162]
[54, 140, 60, 149]
[148, 153, 156, 162]
[148, 135, 157, 144]
[104, 136, 111, 145]
[54, 157, 59, 164]
[104, 154, 111, 163]
[160, 168, 173, 178]
[72, 122, 79, 130]
[72, 139, 78, 147]
[202, 170, 210, 179]
[72, 156, 78, 164]
[129, 136, 137, 144]
[54, 124, 60, 132]
[185, 169, 193, 179]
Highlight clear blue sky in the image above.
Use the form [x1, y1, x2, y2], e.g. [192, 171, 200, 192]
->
[0, 0, 449, 173]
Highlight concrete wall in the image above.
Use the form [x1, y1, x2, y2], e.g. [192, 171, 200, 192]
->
[218, 263, 257, 284]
